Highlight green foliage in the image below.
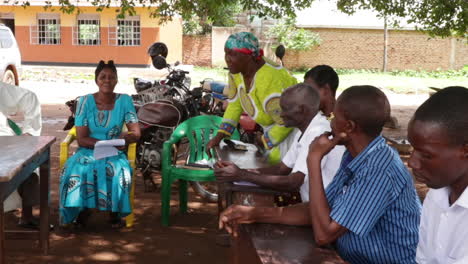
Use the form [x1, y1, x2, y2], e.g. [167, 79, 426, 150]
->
[7, 0, 467, 39]
[337, 0, 467, 39]
[183, 19, 205, 35]
[182, 1, 242, 35]
[268, 18, 322, 51]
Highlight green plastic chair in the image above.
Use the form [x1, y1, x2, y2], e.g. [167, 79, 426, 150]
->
[161, 115, 240, 226]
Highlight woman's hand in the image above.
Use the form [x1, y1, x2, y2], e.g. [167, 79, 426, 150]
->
[308, 132, 346, 161]
[206, 133, 225, 157]
[219, 205, 257, 237]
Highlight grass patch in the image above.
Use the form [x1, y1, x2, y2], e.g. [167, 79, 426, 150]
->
[289, 68, 468, 94]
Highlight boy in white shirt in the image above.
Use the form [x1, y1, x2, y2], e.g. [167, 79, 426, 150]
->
[408, 86, 468, 264]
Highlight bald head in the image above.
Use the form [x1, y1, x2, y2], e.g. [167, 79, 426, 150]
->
[337, 85, 390, 138]
[280, 83, 320, 129]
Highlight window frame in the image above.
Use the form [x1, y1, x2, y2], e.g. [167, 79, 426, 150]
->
[73, 14, 101, 46]
[116, 16, 141, 46]
[33, 13, 61, 45]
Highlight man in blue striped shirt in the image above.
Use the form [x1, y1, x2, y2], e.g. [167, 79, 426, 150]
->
[219, 85, 421, 264]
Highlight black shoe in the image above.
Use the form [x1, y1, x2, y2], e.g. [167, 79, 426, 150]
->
[18, 218, 54, 231]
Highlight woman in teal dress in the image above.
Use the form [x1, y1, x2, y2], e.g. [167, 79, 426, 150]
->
[60, 60, 141, 228]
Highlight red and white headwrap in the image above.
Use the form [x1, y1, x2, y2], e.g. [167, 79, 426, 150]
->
[225, 32, 264, 60]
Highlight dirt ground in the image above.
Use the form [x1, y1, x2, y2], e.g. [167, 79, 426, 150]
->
[4, 101, 428, 263]
[5, 104, 227, 264]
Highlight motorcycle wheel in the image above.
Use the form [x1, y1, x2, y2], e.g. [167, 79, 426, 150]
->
[190, 181, 218, 203]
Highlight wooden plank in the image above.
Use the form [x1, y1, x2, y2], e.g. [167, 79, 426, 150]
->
[4, 230, 39, 240]
[0, 136, 55, 182]
[242, 224, 346, 264]
[39, 159, 50, 255]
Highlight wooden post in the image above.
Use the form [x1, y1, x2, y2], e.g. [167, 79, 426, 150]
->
[383, 17, 388, 72]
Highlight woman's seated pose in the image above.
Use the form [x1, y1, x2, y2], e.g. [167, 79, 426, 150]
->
[60, 60, 141, 228]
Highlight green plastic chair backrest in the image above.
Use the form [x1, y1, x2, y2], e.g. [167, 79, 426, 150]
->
[171, 115, 240, 164]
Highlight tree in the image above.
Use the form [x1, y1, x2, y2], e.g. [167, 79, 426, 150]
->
[182, 1, 243, 35]
[267, 18, 322, 51]
[337, 0, 467, 38]
[9, 0, 467, 38]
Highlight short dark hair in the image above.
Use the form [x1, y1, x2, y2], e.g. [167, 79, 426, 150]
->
[338, 85, 390, 138]
[304, 65, 339, 94]
[284, 83, 320, 112]
[413, 86, 468, 145]
[95, 60, 117, 83]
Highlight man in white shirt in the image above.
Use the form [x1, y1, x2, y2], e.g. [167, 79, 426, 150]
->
[407, 86, 468, 264]
[214, 81, 344, 202]
[0, 81, 42, 229]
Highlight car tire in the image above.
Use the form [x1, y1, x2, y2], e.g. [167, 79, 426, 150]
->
[2, 69, 16, 85]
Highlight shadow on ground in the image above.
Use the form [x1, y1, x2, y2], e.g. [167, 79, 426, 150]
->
[5, 104, 228, 264]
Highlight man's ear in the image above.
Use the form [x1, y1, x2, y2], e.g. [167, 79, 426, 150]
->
[345, 120, 356, 134]
[462, 143, 468, 159]
[323, 84, 334, 97]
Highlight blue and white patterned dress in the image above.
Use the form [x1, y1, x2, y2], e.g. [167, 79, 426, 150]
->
[59, 93, 138, 225]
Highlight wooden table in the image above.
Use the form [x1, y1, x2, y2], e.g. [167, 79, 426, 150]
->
[215, 144, 292, 210]
[231, 223, 347, 264]
[215, 144, 346, 263]
[0, 136, 56, 263]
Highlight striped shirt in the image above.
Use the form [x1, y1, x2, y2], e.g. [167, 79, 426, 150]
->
[325, 136, 421, 264]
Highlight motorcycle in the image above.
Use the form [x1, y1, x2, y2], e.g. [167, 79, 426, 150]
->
[135, 47, 205, 192]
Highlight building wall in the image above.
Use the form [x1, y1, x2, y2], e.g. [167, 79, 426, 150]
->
[282, 28, 468, 70]
[0, 6, 183, 66]
[182, 35, 212, 67]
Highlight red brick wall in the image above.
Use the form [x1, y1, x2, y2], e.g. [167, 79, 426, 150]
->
[183, 35, 212, 67]
[282, 28, 468, 71]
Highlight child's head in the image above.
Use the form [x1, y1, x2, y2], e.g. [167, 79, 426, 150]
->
[304, 65, 339, 96]
[408, 86, 468, 189]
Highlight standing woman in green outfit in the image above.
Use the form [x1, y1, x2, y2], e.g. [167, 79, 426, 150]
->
[206, 32, 298, 164]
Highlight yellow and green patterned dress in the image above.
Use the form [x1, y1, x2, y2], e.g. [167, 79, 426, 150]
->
[219, 62, 298, 164]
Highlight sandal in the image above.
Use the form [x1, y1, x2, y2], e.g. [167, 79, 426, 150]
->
[109, 212, 125, 229]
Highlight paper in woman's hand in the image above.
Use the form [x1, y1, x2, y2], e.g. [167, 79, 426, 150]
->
[94, 139, 125, 160]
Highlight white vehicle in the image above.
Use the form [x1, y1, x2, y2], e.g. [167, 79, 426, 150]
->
[0, 24, 21, 85]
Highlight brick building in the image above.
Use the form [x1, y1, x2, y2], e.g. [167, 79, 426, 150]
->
[0, 1, 183, 66]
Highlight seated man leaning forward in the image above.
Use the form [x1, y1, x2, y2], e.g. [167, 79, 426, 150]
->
[408, 86, 468, 264]
[214, 82, 344, 202]
[219, 85, 421, 264]
[0, 81, 43, 229]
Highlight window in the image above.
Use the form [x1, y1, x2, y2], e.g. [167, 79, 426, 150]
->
[73, 14, 100, 45]
[117, 16, 140, 46]
[30, 14, 61, 45]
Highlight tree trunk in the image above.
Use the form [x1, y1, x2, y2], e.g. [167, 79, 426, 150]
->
[383, 17, 388, 72]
